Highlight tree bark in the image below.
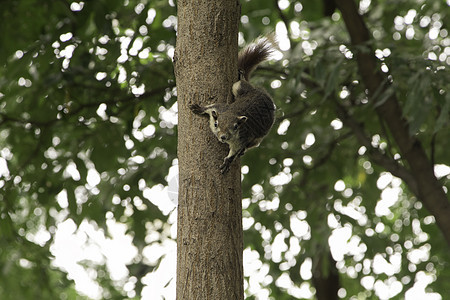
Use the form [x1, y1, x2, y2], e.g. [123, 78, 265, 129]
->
[174, 0, 243, 299]
[334, 0, 450, 246]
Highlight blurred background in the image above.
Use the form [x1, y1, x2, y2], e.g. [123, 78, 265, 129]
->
[0, 0, 449, 299]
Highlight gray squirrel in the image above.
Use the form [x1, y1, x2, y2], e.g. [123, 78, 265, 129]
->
[189, 36, 276, 174]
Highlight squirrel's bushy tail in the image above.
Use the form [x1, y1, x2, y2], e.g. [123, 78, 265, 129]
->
[238, 35, 275, 81]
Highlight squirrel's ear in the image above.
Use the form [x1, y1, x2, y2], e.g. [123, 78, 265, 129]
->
[237, 116, 248, 124]
[211, 110, 218, 119]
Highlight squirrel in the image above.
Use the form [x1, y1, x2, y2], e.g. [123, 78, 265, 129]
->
[189, 36, 276, 174]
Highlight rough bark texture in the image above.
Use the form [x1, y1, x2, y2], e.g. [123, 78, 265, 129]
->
[174, 0, 243, 299]
[335, 0, 450, 246]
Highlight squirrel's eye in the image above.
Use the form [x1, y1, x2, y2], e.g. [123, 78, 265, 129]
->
[233, 123, 239, 130]
[214, 121, 218, 128]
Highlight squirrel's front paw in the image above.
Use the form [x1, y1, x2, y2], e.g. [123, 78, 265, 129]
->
[220, 158, 232, 174]
[189, 103, 204, 115]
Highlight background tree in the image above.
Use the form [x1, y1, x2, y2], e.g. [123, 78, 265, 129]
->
[0, 0, 449, 299]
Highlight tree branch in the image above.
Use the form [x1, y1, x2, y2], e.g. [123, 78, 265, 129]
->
[335, 0, 450, 246]
[334, 101, 419, 196]
[296, 69, 420, 196]
[273, 0, 293, 45]
[0, 84, 174, 128]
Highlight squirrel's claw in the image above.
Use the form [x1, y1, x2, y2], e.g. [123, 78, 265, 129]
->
[220, 158, 232, 174]
[189, 103, 204, 114]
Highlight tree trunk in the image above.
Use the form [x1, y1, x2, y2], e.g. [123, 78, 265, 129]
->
[174, 0, 243, 299]
[312, 253, 339, 300]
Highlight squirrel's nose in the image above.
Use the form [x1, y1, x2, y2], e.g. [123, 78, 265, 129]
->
[220, 134, 227, 141]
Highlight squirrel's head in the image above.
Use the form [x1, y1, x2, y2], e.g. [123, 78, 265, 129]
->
[209, 110, 247, 143]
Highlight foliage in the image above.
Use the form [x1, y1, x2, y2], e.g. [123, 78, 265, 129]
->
[1, 0, 176, 298]
[0, 0, 449, 299]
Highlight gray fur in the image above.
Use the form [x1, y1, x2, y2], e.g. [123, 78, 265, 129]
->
[189, 80, 275, 174]
[189, 36, 276, 174]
